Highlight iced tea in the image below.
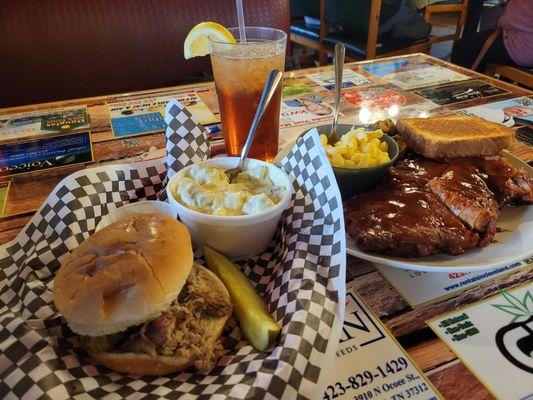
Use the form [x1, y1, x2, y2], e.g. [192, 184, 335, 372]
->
[210, 27, 286, 161]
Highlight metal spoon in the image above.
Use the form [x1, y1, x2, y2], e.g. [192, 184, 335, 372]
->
[329, 43, 345, 145]
[225, 69, 284, 182]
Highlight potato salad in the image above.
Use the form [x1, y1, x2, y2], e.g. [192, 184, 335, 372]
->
[172, 163, 286, 216]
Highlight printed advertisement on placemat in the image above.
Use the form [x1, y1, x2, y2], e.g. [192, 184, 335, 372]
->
[412, 79, 509, 106]
[344, 101, 444, 126]
[108, 92, 218, 137]
[361, 59, 435, 77]
[394, 101, 447, 119]
[339, 85, 426, 115]
[322, 281, 442, 400]
[282, 78, 315, 97]
[428, 283, 533, 400]
[386, 66, 469, 90]
[376, 257, 532, 307]
[280, 95, 335, 128]
[458, 96, 533, 127]
[361, 59, 468, 90]
[0, 131, 93, 177]
[0, 106, 89, 142]
[307, 69, 373, 90]
[0, 181, 10, 217]
[515, 125, 533, 146]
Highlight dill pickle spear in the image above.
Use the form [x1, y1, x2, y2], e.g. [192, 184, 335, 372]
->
[203, 246, 281, 351]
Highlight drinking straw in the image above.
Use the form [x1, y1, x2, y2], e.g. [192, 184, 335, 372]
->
[236, 0, 246, 43]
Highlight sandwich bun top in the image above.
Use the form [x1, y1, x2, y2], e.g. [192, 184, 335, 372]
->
[53, 213, 193, 337]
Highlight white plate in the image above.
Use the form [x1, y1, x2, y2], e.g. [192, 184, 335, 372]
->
[346, 151, 533, 272]
[95, 201, 174, 232]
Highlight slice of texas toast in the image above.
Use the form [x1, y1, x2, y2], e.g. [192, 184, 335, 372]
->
[396, 115, 515, 159]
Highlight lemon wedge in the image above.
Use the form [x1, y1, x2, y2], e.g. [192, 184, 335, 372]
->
[184, 22, 236, 59]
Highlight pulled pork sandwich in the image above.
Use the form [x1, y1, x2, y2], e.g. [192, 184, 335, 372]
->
[53, 213, 232, 375]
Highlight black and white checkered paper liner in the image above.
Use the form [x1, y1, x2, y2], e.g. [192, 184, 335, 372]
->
[0, 98, 346, 400]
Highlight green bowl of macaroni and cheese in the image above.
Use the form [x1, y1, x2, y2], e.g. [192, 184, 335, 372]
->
[167, 157, 292, 260]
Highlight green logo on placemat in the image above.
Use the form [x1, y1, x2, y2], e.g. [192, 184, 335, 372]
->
[492, 288, 533, 324]
[493, 288, 533, 373]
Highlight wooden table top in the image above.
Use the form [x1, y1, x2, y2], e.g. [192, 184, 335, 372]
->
[0, 53, 531, 399]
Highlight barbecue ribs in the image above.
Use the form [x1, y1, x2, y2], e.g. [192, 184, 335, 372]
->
[345, 182, 480, 257]
[345, 155, 532, 258]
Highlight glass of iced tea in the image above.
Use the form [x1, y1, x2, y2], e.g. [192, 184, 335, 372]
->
[209, 27, 286, 162]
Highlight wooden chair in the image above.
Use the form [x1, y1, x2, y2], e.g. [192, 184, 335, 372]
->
[290, 0, 432, 65]
[291, 0, 434, 65]
[290, 0, 328, 63]
[322, 0, 432, 63]
[423, 0, 469, 42]
[486, 63, 533, 90]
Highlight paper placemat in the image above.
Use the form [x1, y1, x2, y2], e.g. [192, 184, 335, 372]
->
[0, 106, 89, 142]
[0, 131, 94, 178]
[428, 283, 533, 400]
[307, 69, 373, 90]
[280, 94, 336, 128]
[411, 79, 509, 106]
[321, 281, 442, 400]
[0, 181, 10, 217]
[108, 92, 217, 137]
[458, 96, 533, 127]
[376, 257, 532, 307]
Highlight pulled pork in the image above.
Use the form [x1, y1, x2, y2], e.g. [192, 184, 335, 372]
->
[82, 266, 231, 373]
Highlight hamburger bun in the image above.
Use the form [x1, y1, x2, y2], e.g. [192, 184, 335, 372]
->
[53, 213, 193, 336]
[87, 264, 231, 376]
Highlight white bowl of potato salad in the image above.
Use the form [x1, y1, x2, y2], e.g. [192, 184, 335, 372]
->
[314, 124, 399, 199]
[167, 157, 292, 259]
